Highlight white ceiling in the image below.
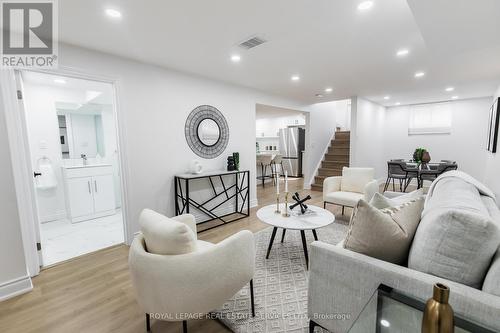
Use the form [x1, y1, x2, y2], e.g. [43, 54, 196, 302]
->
[22, 71, 114, 105]
[58, 0, 500, 106]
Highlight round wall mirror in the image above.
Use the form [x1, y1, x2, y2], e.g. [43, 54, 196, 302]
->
[185, 105, 229, 159]
[197, 118, 220, 146]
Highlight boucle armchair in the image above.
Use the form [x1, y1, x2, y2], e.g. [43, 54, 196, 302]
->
[129, 209, 255, 332]
[323, 167, 378, 215]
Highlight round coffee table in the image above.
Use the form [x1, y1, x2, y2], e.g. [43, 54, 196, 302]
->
[256, 204, 335, 268]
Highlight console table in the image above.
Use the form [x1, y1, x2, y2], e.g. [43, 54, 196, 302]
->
[174, 170, 250, 232]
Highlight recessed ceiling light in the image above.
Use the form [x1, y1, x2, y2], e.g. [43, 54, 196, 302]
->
[230, 54, 241, 63]
[357, 1, 374, 11]
[380, 319, 390, 328]
[54, 78, 66, 84]
[445, 87, 455, 92]
[325, 87, 333, 93]
[383, 96, 390, 100]
[291, 75, 300, 82]
[396, 49, 409, 57]
[414, 71, 425, 78]
[451, 95, 459, 100]
[105, 8, 122, 19]
[315, 93, 324, 98]
[395, 102, 401, 106]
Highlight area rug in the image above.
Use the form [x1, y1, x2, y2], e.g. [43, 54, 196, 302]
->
[215, 221, 349, 332]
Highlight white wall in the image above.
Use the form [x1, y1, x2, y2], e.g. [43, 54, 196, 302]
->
[304, 101, 338, 187]
[334, 99, 351, 130]
[350, 97, 387, 179]
[0, 88, 31, 300]
[350, 97, 492, 183]
[384, 98, 491, 180]
[484, 86, 500, 203]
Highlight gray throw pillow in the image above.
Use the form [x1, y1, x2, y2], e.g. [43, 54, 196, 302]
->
[408, 209, 500, 289]
[370, 189, 424, 209]
[344, 197, 424, 264]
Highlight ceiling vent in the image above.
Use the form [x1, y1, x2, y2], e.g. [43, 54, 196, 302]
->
[238, 36, 267, 50]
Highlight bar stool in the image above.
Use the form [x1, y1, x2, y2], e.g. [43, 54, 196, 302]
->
[271, 154, 284, 178]
[256, 155, 273, 187]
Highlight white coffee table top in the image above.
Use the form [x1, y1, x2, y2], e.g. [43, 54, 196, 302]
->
[256, 204, 335, 230]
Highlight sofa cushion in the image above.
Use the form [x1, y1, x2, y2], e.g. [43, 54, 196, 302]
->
[409, 177, 500, 289]
[482, 248, 500, 296]
[370, 189, 424, 209]
[409, 210, 500, 289]
[139, 209, 197, 255]
[480, 196, 500, 296]
[325, 191, 364, 207]
[343, 197, 424, 264]
[341, 167, 374, 194]
[422, 177, 488, 217]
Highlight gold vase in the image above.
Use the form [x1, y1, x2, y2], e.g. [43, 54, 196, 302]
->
[422, 283, 454, 333]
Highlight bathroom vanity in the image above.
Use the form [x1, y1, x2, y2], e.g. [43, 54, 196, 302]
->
[62, 164, 116, 223]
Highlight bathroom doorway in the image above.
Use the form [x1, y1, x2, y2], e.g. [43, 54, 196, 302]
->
[16, 70, 126, 267]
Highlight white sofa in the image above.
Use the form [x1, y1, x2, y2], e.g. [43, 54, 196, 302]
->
[323, 167, 379, 215]
[309, 175, 500, 332]
[129, 209, 255, 332]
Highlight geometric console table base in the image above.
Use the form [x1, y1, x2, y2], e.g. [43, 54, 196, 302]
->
[174, 170, 250, 233]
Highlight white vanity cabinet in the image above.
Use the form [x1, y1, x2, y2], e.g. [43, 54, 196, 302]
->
[62, 165, 116, 223]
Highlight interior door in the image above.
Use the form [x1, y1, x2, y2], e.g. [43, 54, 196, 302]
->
[13, 70, 43, 273]
[67, 177, 94, 218]
[92, 174, 116, 213]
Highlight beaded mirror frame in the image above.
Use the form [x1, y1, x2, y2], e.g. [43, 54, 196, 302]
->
[184, 105, 229, 159]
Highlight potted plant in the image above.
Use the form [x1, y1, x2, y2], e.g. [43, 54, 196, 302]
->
[413, 147, 427, 164]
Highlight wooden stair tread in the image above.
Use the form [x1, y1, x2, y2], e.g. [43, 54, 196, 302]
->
[311, 131, 350, 191]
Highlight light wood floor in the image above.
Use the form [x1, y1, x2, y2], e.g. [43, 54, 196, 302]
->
[0, 179, 350, 333]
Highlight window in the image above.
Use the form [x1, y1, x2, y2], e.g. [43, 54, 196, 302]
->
[408, 102, 452, 135]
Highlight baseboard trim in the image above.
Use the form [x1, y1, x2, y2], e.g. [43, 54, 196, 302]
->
[0, 275, 33, 302]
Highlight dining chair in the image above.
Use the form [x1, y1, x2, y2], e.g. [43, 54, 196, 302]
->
[384, 161, 409, 192]
[419, 162, 458, 187]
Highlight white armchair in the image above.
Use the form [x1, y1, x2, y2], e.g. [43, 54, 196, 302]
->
[129, 209, 255, 332]
[323, 167, 378, 215]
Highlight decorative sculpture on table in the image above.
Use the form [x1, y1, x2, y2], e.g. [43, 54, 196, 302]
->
[289, 192, 312, 214]
[227, 156, 236, 171]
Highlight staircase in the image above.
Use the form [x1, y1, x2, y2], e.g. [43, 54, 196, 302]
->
[311, 131, 350, 191]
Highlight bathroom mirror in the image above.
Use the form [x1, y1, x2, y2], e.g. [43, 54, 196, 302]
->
[185, 105, 229, 159]
[57, 110, 104, 159]
[197, 118, 220, 146]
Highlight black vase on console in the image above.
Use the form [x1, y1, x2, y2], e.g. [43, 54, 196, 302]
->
[227, 156, 236, 171]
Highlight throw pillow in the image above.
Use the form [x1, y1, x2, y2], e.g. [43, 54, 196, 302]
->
[139, 209, 197, 255]
[482, 248, 500, 297]
[343, 197, 424, 264]
[408, 208, 500, 289]
[370, 189, 424, 209]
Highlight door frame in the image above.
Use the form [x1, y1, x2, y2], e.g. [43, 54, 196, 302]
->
[0, 66, 132, 276]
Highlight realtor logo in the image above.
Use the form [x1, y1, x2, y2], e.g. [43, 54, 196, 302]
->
[1, 0, 58, 67]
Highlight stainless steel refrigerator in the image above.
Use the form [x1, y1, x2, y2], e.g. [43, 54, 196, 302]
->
[279, 126, 305, 177]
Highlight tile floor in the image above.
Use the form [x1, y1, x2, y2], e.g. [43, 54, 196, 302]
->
[40, 210, 124, 266]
